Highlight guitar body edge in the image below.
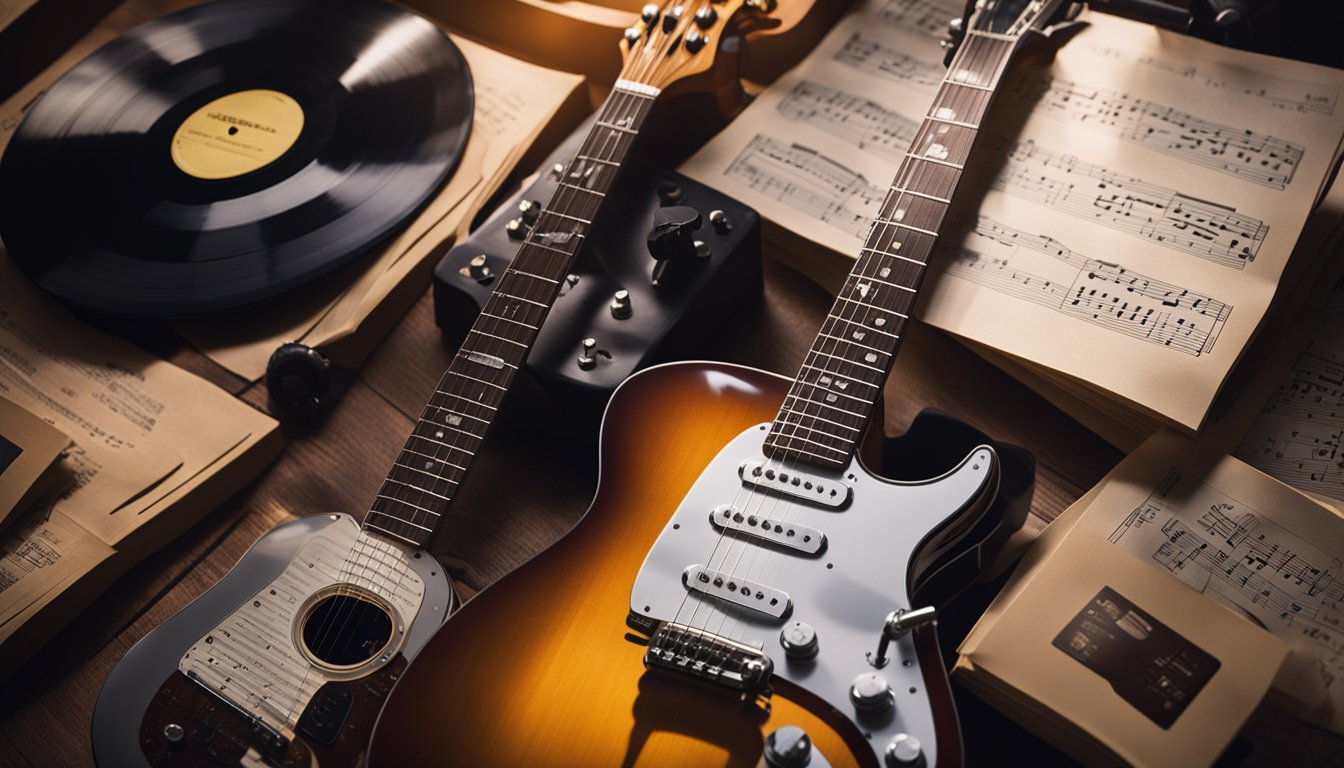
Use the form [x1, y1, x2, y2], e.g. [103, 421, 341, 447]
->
[371, 360, 988, 768]
[91, 513, 454, 767]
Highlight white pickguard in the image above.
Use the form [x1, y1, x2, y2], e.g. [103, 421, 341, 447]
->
[632, 423, 995, 766]
[179, 516, 425, 735]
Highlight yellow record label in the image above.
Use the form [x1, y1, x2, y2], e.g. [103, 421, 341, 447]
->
[171, 89, 304, 179]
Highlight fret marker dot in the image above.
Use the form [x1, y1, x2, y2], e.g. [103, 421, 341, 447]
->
[837, 381, 849, 390]
[893, 208, 906, 221]
[874, 317, 887, 328]
[424, 461, 435, 470]
[856, 282, 871, 298]
[934, 107, 956, 120]
[879, 267, 891, 278]
[925, 143, 949, 161]
[446, 414, 463, 426]
[825, 393, 838, 403]
[819, 375, 832, 386]
[864, 352, 878, 364]
[853, 331, 866, 341]
[435, 430, 445, 439]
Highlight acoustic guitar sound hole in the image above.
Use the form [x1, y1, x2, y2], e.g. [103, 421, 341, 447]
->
[301, 593, 394, 667]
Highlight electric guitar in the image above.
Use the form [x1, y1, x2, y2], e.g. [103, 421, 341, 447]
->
[369, 2, 1078, 766]
[89, 3, 778, 764]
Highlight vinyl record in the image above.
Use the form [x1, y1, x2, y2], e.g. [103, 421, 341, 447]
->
[0, 0, 472, 318]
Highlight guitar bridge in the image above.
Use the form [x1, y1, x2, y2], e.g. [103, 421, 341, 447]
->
[644, 622, 774, 696]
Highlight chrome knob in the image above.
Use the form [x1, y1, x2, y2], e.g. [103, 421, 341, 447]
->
[610, 289, 633, 319]
[763, 726, 812, 768]
[779, 621, 819, 660]
[885, 734, 925, 767]
[505, 218, 526, 240]
[550, 162, 566, 180]
[459, 254, 492, 281]
[577, 338, 598, 370]
[693, 240, 711, 259]
[849, 672, 893, 713]
[708, 209, 732, 233]
[518, 199, 542, 224]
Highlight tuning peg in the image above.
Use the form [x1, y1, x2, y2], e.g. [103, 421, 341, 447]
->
[458, 254, 492, 282]
[694, 6, 717, 28]
[663, 6, 684, 32]
[640, 3, 659, 24]
[745, 0, 776, 13]
[517, 199, 543, 225]
[624, 27, 642, 45]
[685, 30, 708, 53]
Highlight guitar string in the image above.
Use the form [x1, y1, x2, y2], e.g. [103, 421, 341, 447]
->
[678, 29, 1009, 683]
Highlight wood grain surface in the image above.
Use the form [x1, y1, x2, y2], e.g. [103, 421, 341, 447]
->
[0, 260, 1339, 767]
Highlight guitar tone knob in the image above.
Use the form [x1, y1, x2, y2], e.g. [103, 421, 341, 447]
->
[885, 733, 925, 767]
[779, 621, 818, 660]
[763, 726, 812, 768]
[610, 290, 633, 319]
[849, 672, 893, 713]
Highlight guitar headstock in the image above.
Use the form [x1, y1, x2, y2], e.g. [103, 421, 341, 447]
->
[617, 1, 779, 94]
[959, 0, 1081, 51]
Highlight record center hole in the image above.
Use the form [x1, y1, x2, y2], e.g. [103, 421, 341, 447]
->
[228, 126, 238, 135]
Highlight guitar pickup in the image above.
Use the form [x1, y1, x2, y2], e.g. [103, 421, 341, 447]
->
[709, 505, 826, 555]
[683, 565, 792, 619]
[739, 460, 851, 509]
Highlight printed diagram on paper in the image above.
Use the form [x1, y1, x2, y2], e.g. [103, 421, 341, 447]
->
[1109, 468, 1344, 700]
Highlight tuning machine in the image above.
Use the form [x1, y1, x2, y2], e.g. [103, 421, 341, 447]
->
[941, 16, 967, 66]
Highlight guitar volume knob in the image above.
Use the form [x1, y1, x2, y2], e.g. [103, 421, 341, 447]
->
[779, 621, 818, 660]
[849, 672, 893, 713]
[885, 733, 925, 767]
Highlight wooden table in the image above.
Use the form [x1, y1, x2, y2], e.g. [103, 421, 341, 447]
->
[0, 257, 1337, 766]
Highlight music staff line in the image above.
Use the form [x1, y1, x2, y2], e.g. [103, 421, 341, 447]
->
[944, 217, 1233, 356]
[723, 132, 1268, 269]
[876, 0, 964, 39]
[1086, 43, 1338, 116]
[1236, 338, 1344, 498]
[833, 32, 944, 90]
[1006, 72, 1305, 189]
[1112, 471, 1344, 649]
[778, 79, 920, 165]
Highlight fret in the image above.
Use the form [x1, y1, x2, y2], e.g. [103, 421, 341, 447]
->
[872, 219, 940, 238]
[479, 311, 538, 331]
[826, 314, 900, 340]
[768, 422, 860, 447]
[541, 210, 592, 226]
[891, 188, 952, 204]
[363, 522, 420, 547]
[575, 154, 621, 167]
[467, 328, 528, 348]
[860, 247, 927, 267]
[409, 426, 480, 449]
[495, 292, 548, 308]
[925, 114, 977, 130]
[425, 402, 490, 424]
[905, 152, 963, 170]
[372, 500, 439, 523]
[394, 460, 461, 483]
[438, 391, 499, 412]
[595, 120, 639, 135]
[400, 445, 469, 470]
[508, 268, 561, 284]
[778, 405, 864, 433]
[816, 331, 891, 355]
[942, 78, 995, 92]
[798, 363, 881, 391]
[808, 349, 885, 374]
[383, 477, 451, 502]
[786, 388, 867, 414]
[559, 182, 606, 198]
[764, 432, 851, 456]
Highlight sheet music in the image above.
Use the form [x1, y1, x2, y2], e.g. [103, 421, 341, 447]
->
[1107, 458, 1344, 727]
[945, 216, 1232, 355]
[681, 1, 1344, 431]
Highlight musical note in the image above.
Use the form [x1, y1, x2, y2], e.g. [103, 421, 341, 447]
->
[833, 32, 944, 89]
[876, 0, 965, 38]
[1086, 44, 1339, 116]
[1236, 324, 1344, 499]
[1110, 469, 1344, 693]
[942, 217, 1233, 355]
[1005, 73, 1305, 189]
[723, 134, 885, 238]
[990, 139, 1268, 269]
[777, 80, 920, 164]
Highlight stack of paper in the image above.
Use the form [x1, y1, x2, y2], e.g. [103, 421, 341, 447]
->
[956, 432, 1344, 765]
[0, 258, 281, 682]
[681, 0, 1344, 448]
[0, 396, 69, 534]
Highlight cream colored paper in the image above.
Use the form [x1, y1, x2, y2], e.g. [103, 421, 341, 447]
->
[0, 396, 69, 532]
[957, 433, 1300, 766]
[0, 257, 275, 548]
[0, 505, 112, 645]
[173, 35, 585, 380]
[681, 0, 1344, 431]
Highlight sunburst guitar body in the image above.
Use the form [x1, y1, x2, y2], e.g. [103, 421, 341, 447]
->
[370, 361, 1000, 767]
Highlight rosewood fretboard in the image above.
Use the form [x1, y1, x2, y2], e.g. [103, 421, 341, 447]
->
[363, 84, 659, 548]
[764, 32, 1020, 470]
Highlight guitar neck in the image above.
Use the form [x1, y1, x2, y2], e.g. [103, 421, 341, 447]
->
[363, 82, 659, 548]
[764, 32, 1020, 470]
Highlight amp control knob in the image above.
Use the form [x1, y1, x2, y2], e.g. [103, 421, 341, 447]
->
[779, 621, 818, 660]
[885, 733, 925, 767]
[849, 672, 893, 713]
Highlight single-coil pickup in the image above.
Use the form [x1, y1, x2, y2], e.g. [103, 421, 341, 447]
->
[709, 505, 826, 555]
[739, 460, 852, 509]
[682, 564, 792, 619]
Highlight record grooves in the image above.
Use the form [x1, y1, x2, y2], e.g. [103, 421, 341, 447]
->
[0, 0, 473, 318]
